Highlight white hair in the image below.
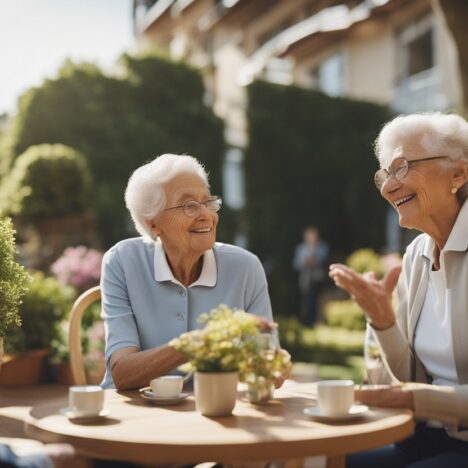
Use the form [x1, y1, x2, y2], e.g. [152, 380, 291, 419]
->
[125, 153, 209, 242]
[375, 112, 468, 201]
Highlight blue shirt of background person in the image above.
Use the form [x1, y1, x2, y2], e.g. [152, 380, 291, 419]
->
[293, 226, 329, 325]
[100, 153, 274, 390]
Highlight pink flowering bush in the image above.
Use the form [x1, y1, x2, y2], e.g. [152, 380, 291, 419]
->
[51, 246, 103, 292]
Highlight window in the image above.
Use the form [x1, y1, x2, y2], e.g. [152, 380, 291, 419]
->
[310, 52, 345, 97]
[407, 29, 432, 76]
[398, 15, 434, 81]
[392, 14, 441, 112]
[222, 148, 245, 210]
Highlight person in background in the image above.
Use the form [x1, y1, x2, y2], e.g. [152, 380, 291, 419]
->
[330, 112, 468, 468]
[101, 153, 285, 390]
[293, 226, 329, 326]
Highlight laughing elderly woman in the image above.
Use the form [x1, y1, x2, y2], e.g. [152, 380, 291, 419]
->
[101, 154, 274, 390]
[330, 113, 468, 468]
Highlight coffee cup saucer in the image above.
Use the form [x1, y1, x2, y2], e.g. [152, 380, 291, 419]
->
[59, 407, 110, 420]
[141, 390, 189, 405]
[303, 404, 368, 422]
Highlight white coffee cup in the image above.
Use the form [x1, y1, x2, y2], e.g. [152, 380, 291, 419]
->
[150, 375, 184, 398]
[69, 385, 104, 416]
[317, 380, 354, 416]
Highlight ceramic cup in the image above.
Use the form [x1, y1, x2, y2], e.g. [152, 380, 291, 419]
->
[69, 385, 104, 416]
[150, 375, 184, 398]
[316, 380, 354, 416]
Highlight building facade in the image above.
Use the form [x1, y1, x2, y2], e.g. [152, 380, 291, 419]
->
[133, 0, 463, 249]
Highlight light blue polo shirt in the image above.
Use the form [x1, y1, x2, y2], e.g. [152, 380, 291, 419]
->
[100, 238, 273, 388]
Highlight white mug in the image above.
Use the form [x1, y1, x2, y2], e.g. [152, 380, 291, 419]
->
[150, 375, 184, 398]
[317, 380, 354, 416]
[69, 385, 104, 416]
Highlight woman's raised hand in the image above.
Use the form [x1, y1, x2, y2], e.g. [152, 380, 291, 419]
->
[328, 263, 401, 330]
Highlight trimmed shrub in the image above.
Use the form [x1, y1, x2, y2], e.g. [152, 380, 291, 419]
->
[245, 80, 391, 313]
[346, 248, 384, 276]
[0, 144, 90, 220]
[324, 300, 366, 331]
[1, 55, 225, 246]
[277, 317, 364, 365]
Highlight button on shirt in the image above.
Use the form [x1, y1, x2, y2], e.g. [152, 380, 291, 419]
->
[100, 238, 273, 388]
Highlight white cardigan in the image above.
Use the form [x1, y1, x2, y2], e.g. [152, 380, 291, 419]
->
[368, 199, 468, 427]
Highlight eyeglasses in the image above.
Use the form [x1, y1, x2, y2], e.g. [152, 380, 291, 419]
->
[163, 196, 222, 218]
[374, 156, 449, 191]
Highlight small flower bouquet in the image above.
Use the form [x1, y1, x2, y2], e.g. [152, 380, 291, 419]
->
[170, 304, 290, 406]
[169, 304, 261, 373]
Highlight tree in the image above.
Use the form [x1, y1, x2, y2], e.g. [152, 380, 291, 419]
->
[0, 55, 225, 246]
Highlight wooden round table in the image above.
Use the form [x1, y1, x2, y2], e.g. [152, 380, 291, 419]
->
[25, 381, 414, 468]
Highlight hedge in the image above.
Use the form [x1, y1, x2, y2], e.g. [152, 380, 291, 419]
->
[277, 317, 364, 365]
[245, 80, 391, 314]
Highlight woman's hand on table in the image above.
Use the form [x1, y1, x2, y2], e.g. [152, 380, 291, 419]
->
[329, 263, 401, 330]
[355, 384, 414, 410]
[256, 316, 278, 332]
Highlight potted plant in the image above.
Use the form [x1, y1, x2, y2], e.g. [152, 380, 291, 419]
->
[170, 305, 290, 416]
[0, 271, 74, 385]
[0, 216, 30, 368]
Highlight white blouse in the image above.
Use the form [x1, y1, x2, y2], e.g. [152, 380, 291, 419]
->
[414, 268, 458, 386]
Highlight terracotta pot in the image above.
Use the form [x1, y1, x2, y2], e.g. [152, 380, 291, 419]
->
[194, 371, 238, 417]
[0, 349, 49, 386]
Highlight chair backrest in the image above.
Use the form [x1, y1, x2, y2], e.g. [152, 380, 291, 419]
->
[68, 286, 101, 385]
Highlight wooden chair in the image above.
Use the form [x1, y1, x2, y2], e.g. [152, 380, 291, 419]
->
[68, 286, 101, 385]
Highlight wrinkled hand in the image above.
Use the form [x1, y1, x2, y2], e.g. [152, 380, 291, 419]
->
[272, 349, 292, 389]
[355, 384, 414, 410]
[328, 263, 401, 330]
[256, 316, 278, 332]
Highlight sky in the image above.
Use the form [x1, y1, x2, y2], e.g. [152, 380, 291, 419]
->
[0, 0, 134, 115]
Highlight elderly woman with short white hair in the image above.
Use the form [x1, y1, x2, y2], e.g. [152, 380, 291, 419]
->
[329, 112, 468, 468]
[101, 153, 274, 390]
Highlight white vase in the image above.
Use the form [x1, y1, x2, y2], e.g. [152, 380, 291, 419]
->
[194, 371, 238, 416]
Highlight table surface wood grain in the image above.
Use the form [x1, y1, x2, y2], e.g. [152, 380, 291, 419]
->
[20, 381, 414, 467]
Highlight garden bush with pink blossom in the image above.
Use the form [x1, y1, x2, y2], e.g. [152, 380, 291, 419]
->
[51, 246, 103, 292]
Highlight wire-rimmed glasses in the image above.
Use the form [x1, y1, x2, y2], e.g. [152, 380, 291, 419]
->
[163, 196, 222, 218]
[374, 156, 449, 191]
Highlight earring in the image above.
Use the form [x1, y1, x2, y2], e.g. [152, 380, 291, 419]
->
[451, 187, 458, 194]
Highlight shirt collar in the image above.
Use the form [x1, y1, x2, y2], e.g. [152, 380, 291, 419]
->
[421, 199, 468, 260]
[153, 240, 217, 288]
[444, 199, 468, 253]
